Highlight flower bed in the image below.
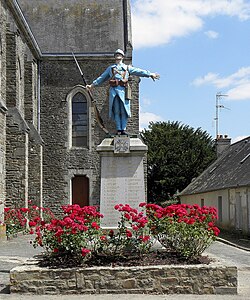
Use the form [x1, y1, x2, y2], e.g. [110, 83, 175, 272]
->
[9, 202, 237, 295]
[27, 203, 220, 265]
[10, 260, 237, 295]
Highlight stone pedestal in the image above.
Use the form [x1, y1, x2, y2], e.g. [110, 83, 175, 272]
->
[97, 137, 147, 228]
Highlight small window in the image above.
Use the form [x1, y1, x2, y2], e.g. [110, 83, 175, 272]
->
[72, 92, 88, 147]
[201, 199, 204, 207]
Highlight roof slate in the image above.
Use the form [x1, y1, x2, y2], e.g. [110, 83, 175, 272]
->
[17, 0, 131, 54]
[180, 136, 250, 195]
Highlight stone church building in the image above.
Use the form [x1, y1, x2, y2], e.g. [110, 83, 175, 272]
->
[0, 0, 140, 219]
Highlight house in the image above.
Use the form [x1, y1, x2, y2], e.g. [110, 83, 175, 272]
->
[179, 135, 250, 234]
[0, 0, 137, 221]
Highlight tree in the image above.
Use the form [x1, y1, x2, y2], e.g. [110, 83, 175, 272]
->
[141, 121, 216, 204]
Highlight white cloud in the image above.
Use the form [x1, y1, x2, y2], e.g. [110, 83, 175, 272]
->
[139, 110, 163, 131]
[192, 72, 220, 86]
[205, 30, 219, 39]
[192, 67, 250, 101]
[227, 82, 250, 100]
[232, 135, 249, 143]
[131, 0, 250, 49]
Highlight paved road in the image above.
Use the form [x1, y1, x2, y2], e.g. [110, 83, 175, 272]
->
[204, 241, 250, 297]
[0, 235, 249, 300]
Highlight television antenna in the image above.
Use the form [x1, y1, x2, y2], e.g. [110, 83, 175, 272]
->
[214, 92, 229, 138]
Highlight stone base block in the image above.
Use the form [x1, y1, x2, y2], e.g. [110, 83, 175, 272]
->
[10, 259, 237, 295]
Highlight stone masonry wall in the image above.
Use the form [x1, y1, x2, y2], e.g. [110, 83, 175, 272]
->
[40, 57, 139, 214]
[0, 0, 7, 220]
[24, 61, 38, 127]
[0, 0, 7, 104]
[6, 115, 28, 207]
[6, 31, 17, 108]
[28, 130, 43, 208]
[10, 262, 237, 295]
[5, 110, 29, 208]
[0, 112, 6, 220]
[3, 3, 42, 211]
[25, 60, 43, 208]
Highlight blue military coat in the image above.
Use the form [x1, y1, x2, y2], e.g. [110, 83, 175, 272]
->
[92, 62, 152, 120]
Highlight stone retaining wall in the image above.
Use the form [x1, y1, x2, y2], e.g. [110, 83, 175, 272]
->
[10, 260, 237, 295]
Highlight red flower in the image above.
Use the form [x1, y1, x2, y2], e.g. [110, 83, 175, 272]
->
[212, 227, 220, 236]
[109, 229, 114, 237]
[53, 248, 59, 253]
[126, 229, 132, 238]
[187, 218, 196, 225]
[4, 208, 10, 212]
[124, 213, 130, 220]
[71, 228, 78, 234]
[114, 204, 121, 210]
[91, 222, 100, 230]
[29, 221, 37, 227]
[100, 235, 107, 241]
[132, 225, 139, 231]
[20, 208, 29, 213]
[139, 235, 150, 243]
[81, 248, 91, 257]
[55, 228, 64, 237]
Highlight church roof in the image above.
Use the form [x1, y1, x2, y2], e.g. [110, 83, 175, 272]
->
[16, 0, 132, 55]
[180, 136, 250, 195]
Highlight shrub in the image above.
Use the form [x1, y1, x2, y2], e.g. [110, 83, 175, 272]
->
[29, 202, 220, 264]
[146, 203, 220, 258]
[3, 203, 54, 238]
[29, 204, 152, 264]
[30, 205, 103, 263]
[97, 204, 152, 257]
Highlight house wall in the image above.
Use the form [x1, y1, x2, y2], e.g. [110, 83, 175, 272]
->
[180, 187, 250, 234]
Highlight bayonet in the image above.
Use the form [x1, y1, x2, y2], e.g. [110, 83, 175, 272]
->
[72, 52, 109, 134]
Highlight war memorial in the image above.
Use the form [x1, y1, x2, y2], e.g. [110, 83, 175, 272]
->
[0, 0, 237, 295]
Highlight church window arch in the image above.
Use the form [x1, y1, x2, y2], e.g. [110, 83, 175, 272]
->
[66, 85, 91, 148]
[72, 92, 88, 147]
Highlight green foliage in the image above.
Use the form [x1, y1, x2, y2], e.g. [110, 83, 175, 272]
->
[141, 121, 216, 203]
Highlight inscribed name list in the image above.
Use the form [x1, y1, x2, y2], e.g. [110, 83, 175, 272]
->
[100, 155, 145, 228]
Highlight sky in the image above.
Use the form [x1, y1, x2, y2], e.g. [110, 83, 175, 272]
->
[130, 0, 250, 143]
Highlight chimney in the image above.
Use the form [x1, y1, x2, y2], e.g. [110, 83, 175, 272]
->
[216, 135, 231, 157]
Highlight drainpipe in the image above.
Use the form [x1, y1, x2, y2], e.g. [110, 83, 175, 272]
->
[37, 60, 41, 133]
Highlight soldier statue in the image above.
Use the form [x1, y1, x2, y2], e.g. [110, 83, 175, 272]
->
[86, 49, 160, 135]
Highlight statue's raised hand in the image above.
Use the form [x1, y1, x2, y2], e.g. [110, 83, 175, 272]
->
[150, 73, 160, 81]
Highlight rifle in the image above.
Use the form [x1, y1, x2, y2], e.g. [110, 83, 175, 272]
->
[72, 52, 109, 134]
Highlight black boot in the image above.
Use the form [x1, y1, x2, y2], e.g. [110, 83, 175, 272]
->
[121, 130, 128, 135]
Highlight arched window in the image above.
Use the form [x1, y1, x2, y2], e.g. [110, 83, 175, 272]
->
[72, 92, 88, 147]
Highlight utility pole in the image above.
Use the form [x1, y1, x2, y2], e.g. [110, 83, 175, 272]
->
[215, 92, 228, 138]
